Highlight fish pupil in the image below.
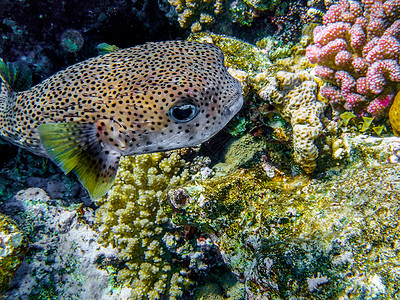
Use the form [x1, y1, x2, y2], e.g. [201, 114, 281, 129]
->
[169, 103, 198, 123]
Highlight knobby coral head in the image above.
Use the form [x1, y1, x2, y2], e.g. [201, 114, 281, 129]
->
[306, 0, 400, 119]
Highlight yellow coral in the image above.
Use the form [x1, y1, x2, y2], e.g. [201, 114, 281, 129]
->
[169, 0, 220, 32]
[188, 31, 328, 173]
[0, 214, 28, 292]
[95, 152, 190, 299]
[259, 71, 326, 173]
[389, 91, 400, 136]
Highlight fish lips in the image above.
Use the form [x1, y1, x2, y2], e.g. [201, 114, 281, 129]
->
[225, 93, 244, 117]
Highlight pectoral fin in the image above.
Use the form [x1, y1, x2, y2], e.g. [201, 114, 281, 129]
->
[38, 122, 121, 199]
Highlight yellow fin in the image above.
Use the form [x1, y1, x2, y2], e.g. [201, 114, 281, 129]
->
[38, 123, 121, 199]
[0, 59, 15, 107]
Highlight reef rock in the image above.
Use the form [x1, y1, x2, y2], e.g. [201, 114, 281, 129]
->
[1, 188, 117, 299]
[168, 134, 400, 299]
[0, 213, 28, 293]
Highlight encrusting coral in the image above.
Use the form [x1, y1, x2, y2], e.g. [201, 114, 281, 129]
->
[306, 0, 400, 117]
[258, 70, 327, 173]
[168, 134, 400, 299]
[0, 214, 28, 292]
[94, 152, 191, 300]
[167, 0, 224, 32]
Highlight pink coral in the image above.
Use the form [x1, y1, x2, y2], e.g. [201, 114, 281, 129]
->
[319, 39, 348, 63]
[367, 59, 400, 94]
[335, 71, 356, 94]
[335, 50, 352, 66]
[352, 57, 368, 75]
[315, 66, 335, 79]
[366, 93, 395, 116]
[306, 0, 400, 117]
[350, 23, 366, 51]
[365, 36, 400, 63]
[356, 77, 368, 95]
[344, 93, 367, 110]
[320, 85, 344, 104]
[306, 45, 321, 64]
[314, 22, 350, 46]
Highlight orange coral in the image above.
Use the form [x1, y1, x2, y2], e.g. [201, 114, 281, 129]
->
[389, 91, 400, 135]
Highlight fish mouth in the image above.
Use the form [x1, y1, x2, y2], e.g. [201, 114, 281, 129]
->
[224, 92, 244, 117]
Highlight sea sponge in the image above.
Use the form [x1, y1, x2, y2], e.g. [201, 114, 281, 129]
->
[389, 91, 400, 136]
[259, 71, 326, 173]
[95, 152, 191, 300]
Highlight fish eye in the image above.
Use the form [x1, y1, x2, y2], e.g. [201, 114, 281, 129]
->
[169, 102, 199, 123]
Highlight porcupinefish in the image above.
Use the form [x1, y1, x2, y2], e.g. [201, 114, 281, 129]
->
[0, 40, 243, 199]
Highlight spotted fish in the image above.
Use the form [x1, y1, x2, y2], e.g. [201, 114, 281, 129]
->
[0, 41, 243, 199]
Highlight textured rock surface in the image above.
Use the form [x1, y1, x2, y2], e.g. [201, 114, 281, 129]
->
[1, 188, 117, 299]
[168, 134, 400, 299]
[0, 213, 28, 293]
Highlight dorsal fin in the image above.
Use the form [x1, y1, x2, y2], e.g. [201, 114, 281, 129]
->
[38, 122, 121, 199]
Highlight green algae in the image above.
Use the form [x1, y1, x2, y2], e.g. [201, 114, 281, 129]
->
[167, 136, 400, 299]
[188, 32, 272, 76]
[0, 214, 29, 292]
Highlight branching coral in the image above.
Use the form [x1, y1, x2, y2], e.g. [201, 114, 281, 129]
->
[167, 0, 224, 32]
[95, 152, 191, 300]
[306, 0, 400, 117]
[189, 31, 328, 174]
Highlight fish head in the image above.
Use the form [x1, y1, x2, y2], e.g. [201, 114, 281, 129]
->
[126, 41, 243, 155]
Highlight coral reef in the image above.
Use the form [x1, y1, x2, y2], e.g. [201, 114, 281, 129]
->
[167, 0, 224, 32]
[189, 31, 328, 174]
[95, 152, 192, 300]
[306, 0, 400, 117]
[3, 1, 400, 299]
[169, 133, 400, 299]
[1, 188, 116, 299]
[167, 0, 309, 44]
[188, 32, 272, 77]
[0, 213, 28, 293]
[258, 70, 327, 173]
[229, 0, 283, 26]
